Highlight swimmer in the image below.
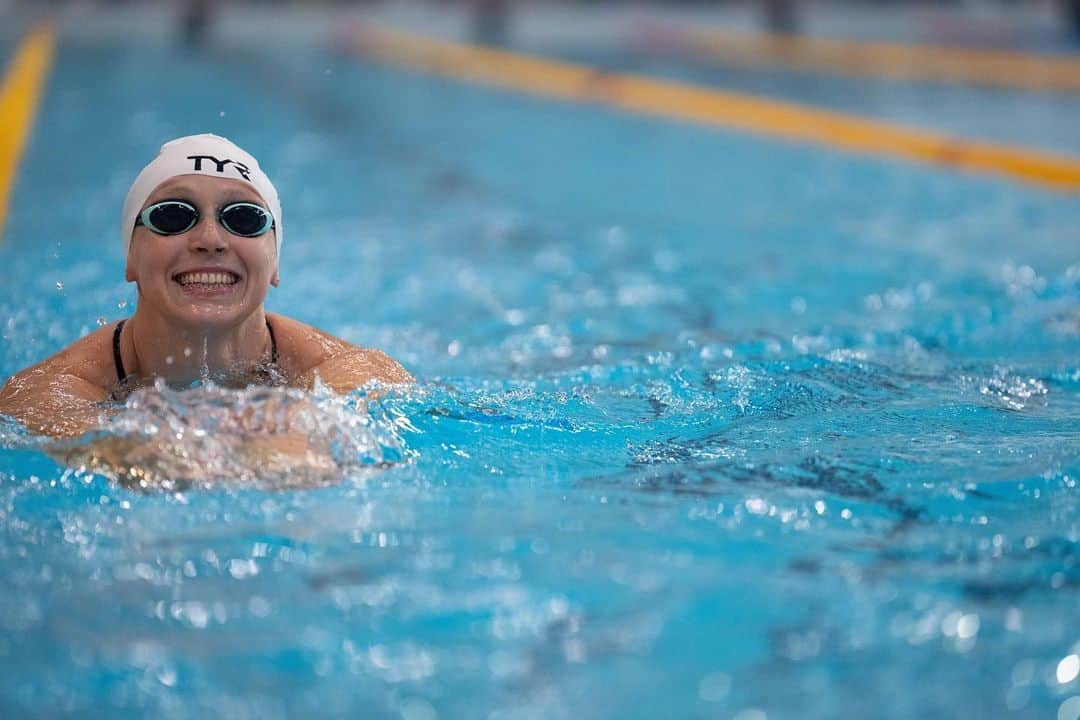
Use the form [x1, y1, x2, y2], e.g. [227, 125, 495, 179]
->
[0, 133, 411, 442]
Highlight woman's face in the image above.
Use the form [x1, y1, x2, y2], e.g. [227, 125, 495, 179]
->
[125, 175, 279, 329]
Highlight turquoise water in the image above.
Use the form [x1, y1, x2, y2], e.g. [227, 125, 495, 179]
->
[1, 21, 1079, 720]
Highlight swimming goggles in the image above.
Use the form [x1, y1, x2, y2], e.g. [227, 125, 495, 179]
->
[134, 200, 275, 238]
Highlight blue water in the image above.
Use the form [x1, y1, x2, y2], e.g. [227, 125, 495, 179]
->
[1, 14, 1079, 720]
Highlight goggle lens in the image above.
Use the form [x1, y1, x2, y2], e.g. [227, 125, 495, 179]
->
[220, 203, 274, 237]
[143, 201, 198, 235]
[136, 201, 274, 238]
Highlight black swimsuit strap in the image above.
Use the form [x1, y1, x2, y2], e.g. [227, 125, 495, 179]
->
[113, 317, 277, 386]
[113, 319, 128, 383]
[266, 317, 278, 365]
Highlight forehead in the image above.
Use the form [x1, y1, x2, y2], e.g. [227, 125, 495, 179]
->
[145, 175, 264, 206]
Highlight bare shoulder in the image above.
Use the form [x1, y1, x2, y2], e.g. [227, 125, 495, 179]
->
[269, 313, 412, 394]
[0, 325, 119, 436]
[1, 324, 117, 399]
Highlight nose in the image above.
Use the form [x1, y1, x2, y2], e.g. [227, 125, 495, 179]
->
[189, 213, 229, 254]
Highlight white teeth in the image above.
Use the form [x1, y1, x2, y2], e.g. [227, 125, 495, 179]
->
[176, 271, 238, 286]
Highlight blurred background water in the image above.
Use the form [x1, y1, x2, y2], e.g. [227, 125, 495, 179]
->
[0, 1, 1078, 718]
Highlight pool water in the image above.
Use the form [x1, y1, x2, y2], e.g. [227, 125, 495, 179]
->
[1, 10, 1079, 720]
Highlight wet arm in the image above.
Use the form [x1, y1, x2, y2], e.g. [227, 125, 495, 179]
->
[0, 370, 110, 439]
[52, 388, 341, 489]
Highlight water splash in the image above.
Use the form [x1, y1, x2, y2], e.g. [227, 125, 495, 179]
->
[965, 365, 1049, 411]
[200, 335, 209, 381]
[56, 380, 414, 491]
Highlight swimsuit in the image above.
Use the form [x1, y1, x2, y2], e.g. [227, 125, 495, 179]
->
[112, 318, 279, 384]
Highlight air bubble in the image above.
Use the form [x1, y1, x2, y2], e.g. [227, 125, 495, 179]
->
[1059, 655, 1080, 685]
[1059, 696, 1080, 720]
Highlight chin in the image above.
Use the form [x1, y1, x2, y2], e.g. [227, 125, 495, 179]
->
[171, 302, 258, 329]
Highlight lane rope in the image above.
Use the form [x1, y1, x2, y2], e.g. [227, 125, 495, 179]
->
[655, 23, 1080, 93]
[0, 22, 57, 243]
[342, 24, 1080, 192]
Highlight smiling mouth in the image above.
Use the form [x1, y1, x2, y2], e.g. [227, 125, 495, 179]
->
[174, 271, 240, 287]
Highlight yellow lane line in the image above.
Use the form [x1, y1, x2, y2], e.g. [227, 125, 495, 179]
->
[0, 22, 57, 243]
[666, 25, 1080, 93]
[344, 26, 1080, 192]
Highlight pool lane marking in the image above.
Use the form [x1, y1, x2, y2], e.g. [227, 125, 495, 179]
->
[652, 23, 1080, 93]
[0, 22, 56, 244]
[342, 25, 1080, 192]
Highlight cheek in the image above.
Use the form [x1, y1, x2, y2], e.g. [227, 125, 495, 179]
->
[241, 246, 277, 286]
[126, 250, 150, 284]
[254, 244, 278, 275]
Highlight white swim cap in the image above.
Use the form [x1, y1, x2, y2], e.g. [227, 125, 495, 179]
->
[121, 133, 282, 255]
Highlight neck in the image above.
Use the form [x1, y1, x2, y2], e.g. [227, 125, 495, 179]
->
[126, 308, 271, 386]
